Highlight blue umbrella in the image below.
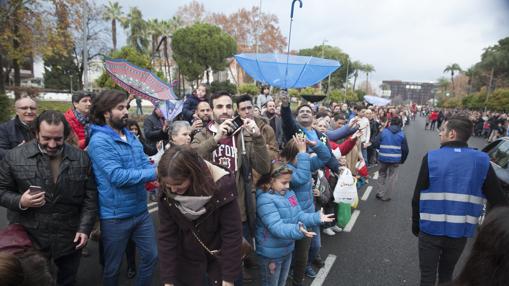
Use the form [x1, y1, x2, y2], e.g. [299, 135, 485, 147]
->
[235, 53, 340, 89]
[364, 95, 391, 106]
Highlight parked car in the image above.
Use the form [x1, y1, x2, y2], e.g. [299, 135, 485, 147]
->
[482, 137, 509, 199]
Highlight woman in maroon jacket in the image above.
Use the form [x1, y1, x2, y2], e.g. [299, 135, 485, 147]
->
[157, 146, 242, 286]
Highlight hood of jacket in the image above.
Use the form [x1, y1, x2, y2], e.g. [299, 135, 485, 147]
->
[388, 125, 402, 134]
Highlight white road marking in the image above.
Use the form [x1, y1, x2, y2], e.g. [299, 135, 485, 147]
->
[361, 186, 373, 201]
[343, 210, 360, 232]
[149, 206, 159, 214]
[311, 254, 337, 286]
[147, 202, 157, 208]
[373, 171, 379, 180]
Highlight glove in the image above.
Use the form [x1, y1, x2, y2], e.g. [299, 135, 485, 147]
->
[412, 222, 420, 237]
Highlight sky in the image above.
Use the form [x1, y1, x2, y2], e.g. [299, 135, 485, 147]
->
[98, 0, 509, 88]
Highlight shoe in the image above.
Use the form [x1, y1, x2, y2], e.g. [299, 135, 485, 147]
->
[304, 265, 317, 278]
[330, 225, 343, 233]
[375, 193, 383, 200]
[322, 228, 335, 236]
[127, 266, 136, 279]
[313, 256, 325, 268]
[380, 197, 392, 202]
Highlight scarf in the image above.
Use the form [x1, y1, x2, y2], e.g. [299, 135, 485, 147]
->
[169, 194, 212, 221]
[73, 109, 90, 140]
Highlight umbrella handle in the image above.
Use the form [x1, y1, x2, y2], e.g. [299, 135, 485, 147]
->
[290, 0, 303, 19]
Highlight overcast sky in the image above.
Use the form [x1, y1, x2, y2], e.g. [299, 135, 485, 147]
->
[99, 0, 509, 87]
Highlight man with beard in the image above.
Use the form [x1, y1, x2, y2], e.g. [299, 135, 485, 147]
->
[191, 91, 270, 251]
[190, 101, 212, 139]
[87, 90, 158, 286]
[0, 95, 37, 160]
[262, 100, 284, 149]
[64, 91, 93, 150]
[0, 110, 97, 285]
[237, 94, 279, 160]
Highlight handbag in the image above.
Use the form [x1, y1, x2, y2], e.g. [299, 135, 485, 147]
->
[314, 170, 332, 205]
[0, 224, 33, 254]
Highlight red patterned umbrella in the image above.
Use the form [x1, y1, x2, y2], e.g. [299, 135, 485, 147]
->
[104, 58, 176, 103]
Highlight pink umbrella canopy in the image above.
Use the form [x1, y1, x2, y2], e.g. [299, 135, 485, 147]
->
[104, 58, 176, 103]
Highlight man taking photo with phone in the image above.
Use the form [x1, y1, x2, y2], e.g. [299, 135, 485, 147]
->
[0, 110, 97, 286]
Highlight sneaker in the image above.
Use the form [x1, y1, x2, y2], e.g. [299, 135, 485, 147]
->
[312, 256, 325, 268]
[330, 225, 343, 233]
[322, 228, 335, 236]
[304, 265, 317, 278]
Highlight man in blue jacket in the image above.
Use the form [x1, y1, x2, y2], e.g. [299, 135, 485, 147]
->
[412, 115, 507, 286]
[87, 90, 158, 286]
[373, 116, 409, 201]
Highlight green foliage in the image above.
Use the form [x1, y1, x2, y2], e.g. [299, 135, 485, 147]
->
[0, 93, 11, 122]
[298, 45, 351, 92]
[469, 37, 509, 91]
[238, 83, 258, 95]
[462, 92, 486, 110]
[329, 89, 361, 103]
[36, 101, 71, 113]
[96, 46, 155, 89]
[209, 80, 237, 95]
[43, 53, 81, 91]
[288, 89, 300, 97]
[299, 87, 317, 96]
[172, 23, 236, 82]
[486, 88, 509, 111]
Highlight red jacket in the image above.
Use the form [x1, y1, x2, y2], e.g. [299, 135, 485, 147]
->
[429, 112, 439, 121]
[64, 109, 87, 150]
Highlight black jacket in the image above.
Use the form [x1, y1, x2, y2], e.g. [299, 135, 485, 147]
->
[143, 111, 169, 146]
[0, 116, 35, 160]
[0, 141, 98, 258]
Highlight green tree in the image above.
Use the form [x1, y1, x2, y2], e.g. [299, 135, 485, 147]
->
[443, 63, 462, 94]
[209, 80, 237, 95]
[0, 94, 10, 122]
[103, 1, 123, 51]
[122, 7, 148, 53]
[238, 83, 258, 95]
[298, 45, 351, 92]
[362, 64, 375, 93]
[43, 53, 81, 90]
[172, 23, 236, 83]
[486, 88, 509, 111]
[350, 61, 363, 91]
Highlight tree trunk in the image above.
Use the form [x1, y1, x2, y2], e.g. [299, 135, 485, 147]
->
[0, 53, 4, 94]
[163, 39, 171, 82]
[112, 19, 117, 51]
[352, 73, 358, 91]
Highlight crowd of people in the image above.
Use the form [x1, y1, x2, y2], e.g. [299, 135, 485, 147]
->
[0, 85, 507, 286]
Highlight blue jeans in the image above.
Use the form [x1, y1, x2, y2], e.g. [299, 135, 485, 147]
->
[101, 211, 158, 286]
[307, 225, 321, 266]
[258, 254, 292, 286]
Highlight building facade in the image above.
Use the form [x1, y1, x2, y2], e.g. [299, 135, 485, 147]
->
[382, 80, 437, 104]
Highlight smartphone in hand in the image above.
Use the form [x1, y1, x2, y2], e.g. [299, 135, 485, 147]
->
[28, 185, 43, 195]
[227, 115, 244, 136]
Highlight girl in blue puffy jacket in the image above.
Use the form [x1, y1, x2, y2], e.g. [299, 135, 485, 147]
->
[255, 161, 334, 286]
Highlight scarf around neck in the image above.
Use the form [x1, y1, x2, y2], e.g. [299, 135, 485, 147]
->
[169, 194, 212, 221]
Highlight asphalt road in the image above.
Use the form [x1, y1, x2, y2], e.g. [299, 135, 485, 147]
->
[0, 116, 489, 286]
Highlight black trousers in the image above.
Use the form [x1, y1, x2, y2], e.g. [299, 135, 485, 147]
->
[54, 250, 82, 286]
[418, 232, 467, 286]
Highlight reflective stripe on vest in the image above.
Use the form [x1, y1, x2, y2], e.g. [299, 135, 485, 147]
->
[420, 213, 480, 225]
[420, 192, 485, 205]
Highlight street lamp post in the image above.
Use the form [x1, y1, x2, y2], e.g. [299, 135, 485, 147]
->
[319, 39, 327, 94]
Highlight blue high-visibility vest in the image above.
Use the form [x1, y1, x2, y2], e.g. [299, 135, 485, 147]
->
[419, 146, 489, 238]
[378, 128, 405, 163]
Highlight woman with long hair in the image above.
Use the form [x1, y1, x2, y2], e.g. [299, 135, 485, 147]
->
[449, 206, 509, 286]
[157, 146, 242, 286]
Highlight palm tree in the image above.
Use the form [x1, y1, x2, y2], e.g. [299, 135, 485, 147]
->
[146, 19, 163, 55]
[443, 63, 462, 94]
[363, 64, 375, 93]
[103, 1, 123, 51]
[351, 60, 363, 91]
[122, 7, 148, 53]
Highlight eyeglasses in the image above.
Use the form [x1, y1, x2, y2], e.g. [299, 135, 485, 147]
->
[17, 106, 37, 111]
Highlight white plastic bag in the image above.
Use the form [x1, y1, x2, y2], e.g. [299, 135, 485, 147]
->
[333, 167, 359, 208]
[148, 142, 165, 166]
